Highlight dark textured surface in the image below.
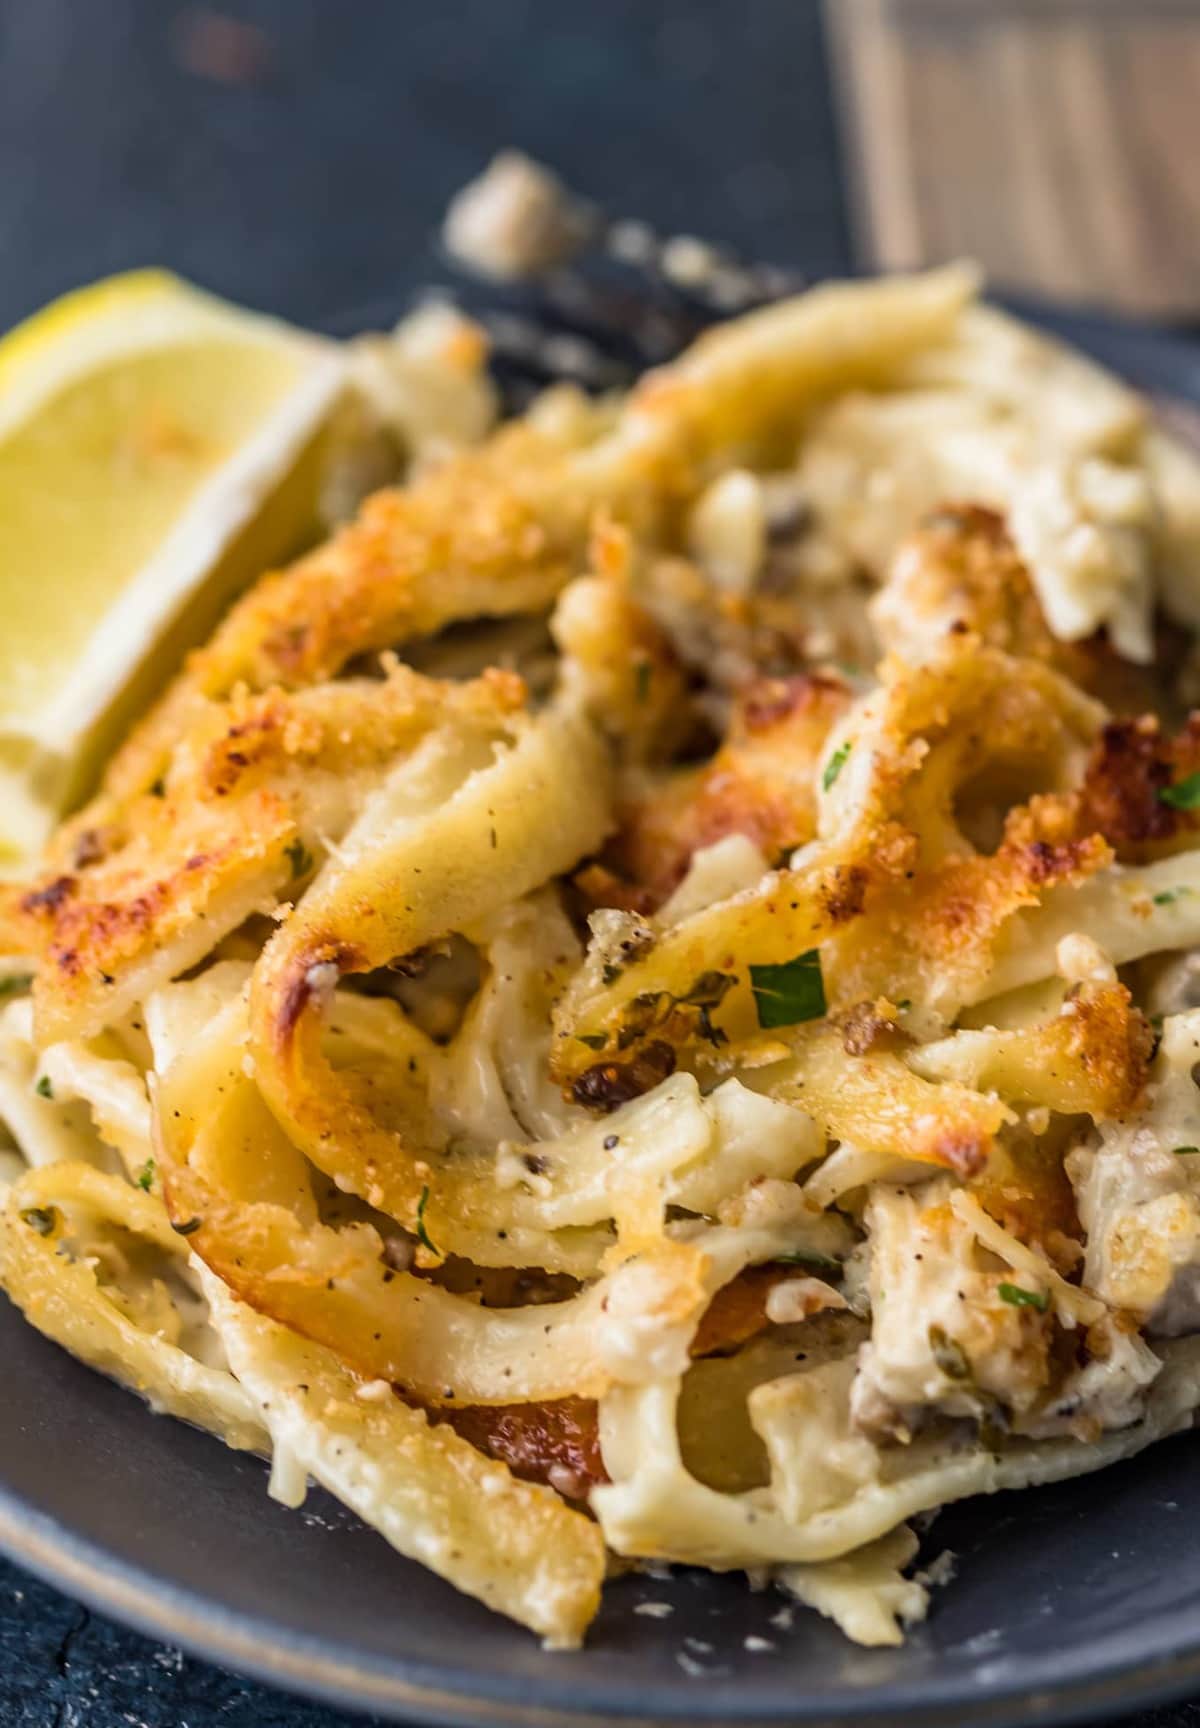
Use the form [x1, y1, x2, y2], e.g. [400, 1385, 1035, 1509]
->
[0, 1569, 372, 1728]
[0, 0, 849, 335]
[0, 3, 1195, 1727]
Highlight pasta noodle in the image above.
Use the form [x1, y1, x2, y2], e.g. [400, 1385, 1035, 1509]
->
[5, 265, 1200, 1649]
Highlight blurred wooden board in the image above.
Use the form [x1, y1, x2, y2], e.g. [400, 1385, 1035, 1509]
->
[825, 0, 1200, 317]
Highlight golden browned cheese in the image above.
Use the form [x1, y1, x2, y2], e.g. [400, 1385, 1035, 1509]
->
[4, 477, 1173, 1144]
[991, 709, 1200, 876]
[552, 627, 1117, 1094]
[96, 420, 648, 803]
[875, 503, 1191, 717]
[4, 668, 527, 1043]
[1069, 714, 1200, 862]
[823, 826, 1113, 1021]
[610, 672, 854, 907]
[873, 505, 1067, 663]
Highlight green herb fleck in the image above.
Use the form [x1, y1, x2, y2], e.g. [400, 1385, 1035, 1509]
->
[19, 1206, 58, 1236]
[928, 1325, 971, 1380]
[616, 990, 673, 1049]
[34, 1074, 53, 1100]
[1159, 773, 1200, 810]
[1174, 1146, 1200, 1157]
[997, 1281, 1048, 1311]
[896, 999, 912, 1012]
[136, 1158, 156, 1192]
[285, 837, 314, 880]
[775, 1250, 841, 1276]
[822, 741, 852, 793]
[1153, 887, 1192, 906]
[695, 1004, 729, 1047]
[171, 1217, 202, 1237]
[680, 971, 737, 1009]
[416, 1185, 441, 1257]
[749, 950, 826, 1029]
[575, 1032, 608, 1051]
[634, 659, 652, 703]
[0, 976, 31, 1000]
[601, 962, 622, 986]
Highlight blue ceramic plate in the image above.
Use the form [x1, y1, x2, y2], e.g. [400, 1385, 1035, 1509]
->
[3, 302, 1200, 1728]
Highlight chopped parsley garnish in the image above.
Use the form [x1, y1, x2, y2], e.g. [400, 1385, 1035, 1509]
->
[136, 1158, 156, 1192]
[1153, 887, 1192, 906]
[681, 971, 736, 1009]
[928, 1325, 970, 1380]
[680, 972, 735, 1047]
[775, 1250, 842, 1276]
[607, 972, 735, 1054]
[822, 741, 852, 792]
[34, 1074, 53, 1100]
[694, 1005, 729, 1047]
[19, 1206, 58, 1236]
[896, 998, 912, 1012]
[616, 990, 673, 1049]
[634, 659, 652, 703]
[749, 950, 826, 1029]
[997, 1282, 1048, 1311]
[1159, 773, 1200, 810]
[285, 837, 314, 880]
[0, 975, 31, 1000]
[1174, 1146, 1200, 1157]
[416, 1185, 441, 1257]
[171, 1217, 202, 1237]
[1149, 1014, 1165, 1062]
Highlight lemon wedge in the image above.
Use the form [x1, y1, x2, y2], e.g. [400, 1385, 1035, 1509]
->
[0, 269, 347, 867]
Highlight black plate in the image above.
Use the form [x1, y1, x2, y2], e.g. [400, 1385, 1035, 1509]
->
[4, 303, 1200, 1728]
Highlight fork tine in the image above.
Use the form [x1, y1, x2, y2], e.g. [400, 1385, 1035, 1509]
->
[339, 158, 810, 409]
[436, 153, 809, 388]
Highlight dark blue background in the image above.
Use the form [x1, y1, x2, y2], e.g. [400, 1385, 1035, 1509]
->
[0, 3, 1188, 1725]
[0, 0, 849, 335]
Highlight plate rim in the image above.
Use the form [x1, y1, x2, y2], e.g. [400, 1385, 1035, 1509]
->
[8, 1462, 1200, 1728]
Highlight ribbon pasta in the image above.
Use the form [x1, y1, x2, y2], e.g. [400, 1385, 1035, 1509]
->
[5, 266, 1200, 1649]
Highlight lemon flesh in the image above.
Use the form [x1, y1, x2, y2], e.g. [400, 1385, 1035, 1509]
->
[0, 271, 347, 867]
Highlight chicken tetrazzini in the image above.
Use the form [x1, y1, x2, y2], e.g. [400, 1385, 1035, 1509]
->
[6, 265, 1200, 1649]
